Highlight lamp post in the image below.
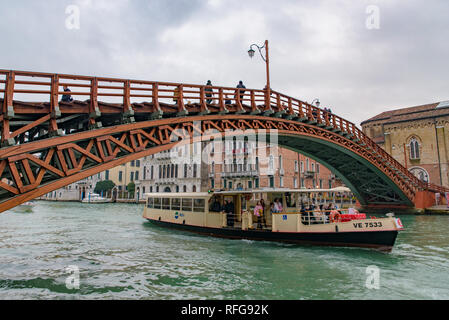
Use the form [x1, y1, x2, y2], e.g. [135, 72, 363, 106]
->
[311, 98, 320, 108]
[248, 40, 270, 106]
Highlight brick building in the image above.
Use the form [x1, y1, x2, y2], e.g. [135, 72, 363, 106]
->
[135, 138, 340, 196]
[361, 100, 449, 187]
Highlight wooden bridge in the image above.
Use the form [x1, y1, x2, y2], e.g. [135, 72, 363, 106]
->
[0, 69, 447, 213]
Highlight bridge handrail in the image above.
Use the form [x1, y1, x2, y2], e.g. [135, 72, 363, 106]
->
[1, 69, 448, 194]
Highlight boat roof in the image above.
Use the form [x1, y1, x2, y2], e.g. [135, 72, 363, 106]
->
[144, 192, 212, 198]
[144, 187, 351, 198]
[213, 187, 351, 194]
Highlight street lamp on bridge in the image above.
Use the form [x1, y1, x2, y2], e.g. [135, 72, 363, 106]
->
[248, 40, 271, 107]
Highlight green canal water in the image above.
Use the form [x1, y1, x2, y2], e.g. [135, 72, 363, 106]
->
[1, 201, 448, 300]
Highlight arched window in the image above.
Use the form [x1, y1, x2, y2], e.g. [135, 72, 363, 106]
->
[193, 185, 197, 192]
[410, 138, 420, 159]
[183, 185, 187, 192]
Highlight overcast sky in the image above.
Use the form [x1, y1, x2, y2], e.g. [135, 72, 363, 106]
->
[1, 0, 448, 126]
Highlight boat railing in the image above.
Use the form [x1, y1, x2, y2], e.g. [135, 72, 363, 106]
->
[273, 209, 369, 225]
[300, 211, 331, 225]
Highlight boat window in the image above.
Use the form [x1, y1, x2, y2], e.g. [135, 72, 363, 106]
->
[162, 198, 170, 210]
[181, 198, 193, 211]
[172, 198, 181, 210]
[154, 198, 161, 209]
[147, 198, 154, 208]
[193, 199, 205, 212]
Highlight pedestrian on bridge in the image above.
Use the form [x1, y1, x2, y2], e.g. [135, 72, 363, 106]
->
[61, 86, 73, 102]
[205, 80, 213, 104]
[235, 80, 246, 102]
[173, 86, 180, 105]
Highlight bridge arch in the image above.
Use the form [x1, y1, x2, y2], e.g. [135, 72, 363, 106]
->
[0, 114, 416, 211]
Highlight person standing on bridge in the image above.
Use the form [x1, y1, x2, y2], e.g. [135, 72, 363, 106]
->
[173, 86, 180, 105]
[61, 86, 73, 102]
[235, 80, 246, 102]
[205, 80, 213, 104]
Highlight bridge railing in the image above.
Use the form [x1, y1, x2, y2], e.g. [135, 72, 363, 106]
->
[1, 69, 448, 194]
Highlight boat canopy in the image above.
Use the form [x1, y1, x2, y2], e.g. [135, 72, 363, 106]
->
[143, 187, 352, 200]
[144, 192, 212, 199]
[212, 187, 351, 194]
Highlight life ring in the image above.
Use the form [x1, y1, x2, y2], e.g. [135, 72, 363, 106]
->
[329, 210, 341, 223]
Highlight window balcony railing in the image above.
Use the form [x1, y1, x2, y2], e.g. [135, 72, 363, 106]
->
[220, 170, 259, 178]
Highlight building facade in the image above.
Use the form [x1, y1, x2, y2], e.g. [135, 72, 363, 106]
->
[135, 143, 208, 200]
[361, 101, 449, 187]
[106, 160, 141, 191]
[42, 139, 343, 201]
[135, 138, 340, 198]
[40, 171, 105, 201]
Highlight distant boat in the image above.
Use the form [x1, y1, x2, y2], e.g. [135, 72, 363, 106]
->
[16, 201, 36, 213]
[82, 193, 112, 204]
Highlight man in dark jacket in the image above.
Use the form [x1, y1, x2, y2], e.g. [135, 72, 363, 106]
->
[62, 86, 74, 102]
[205, 80, 213, 104]
[224, 200, 235, 227]
[236, 80, 246, 102]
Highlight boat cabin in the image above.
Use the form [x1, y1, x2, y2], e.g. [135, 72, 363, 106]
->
[142, 189, 404, 250]
[143, 189, 385, 233]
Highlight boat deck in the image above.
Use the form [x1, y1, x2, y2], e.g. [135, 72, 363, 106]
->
[223, 221, 272, 232]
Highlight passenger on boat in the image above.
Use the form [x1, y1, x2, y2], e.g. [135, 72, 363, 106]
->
[314, 209, 324, 224]
[329, 209, 341, 223]
[324, 203, 333, 220]
[210, 198, 222, 212]
[270, 202, 276, 214]
[224, 200, 235, 227]
[307, 204, 315, 225]
[254, 201, 264, 229]
[260, 198, 267, 227]
[300, 204, 308, 225]
[274, 198, 283, 213]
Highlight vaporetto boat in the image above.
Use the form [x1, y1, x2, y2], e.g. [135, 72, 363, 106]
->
[143, 189, 404, 251]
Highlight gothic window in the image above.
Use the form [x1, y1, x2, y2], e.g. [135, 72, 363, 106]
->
[409, 138, 420, 159]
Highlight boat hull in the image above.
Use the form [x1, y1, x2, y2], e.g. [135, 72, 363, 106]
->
[147, 218, 398, 251]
